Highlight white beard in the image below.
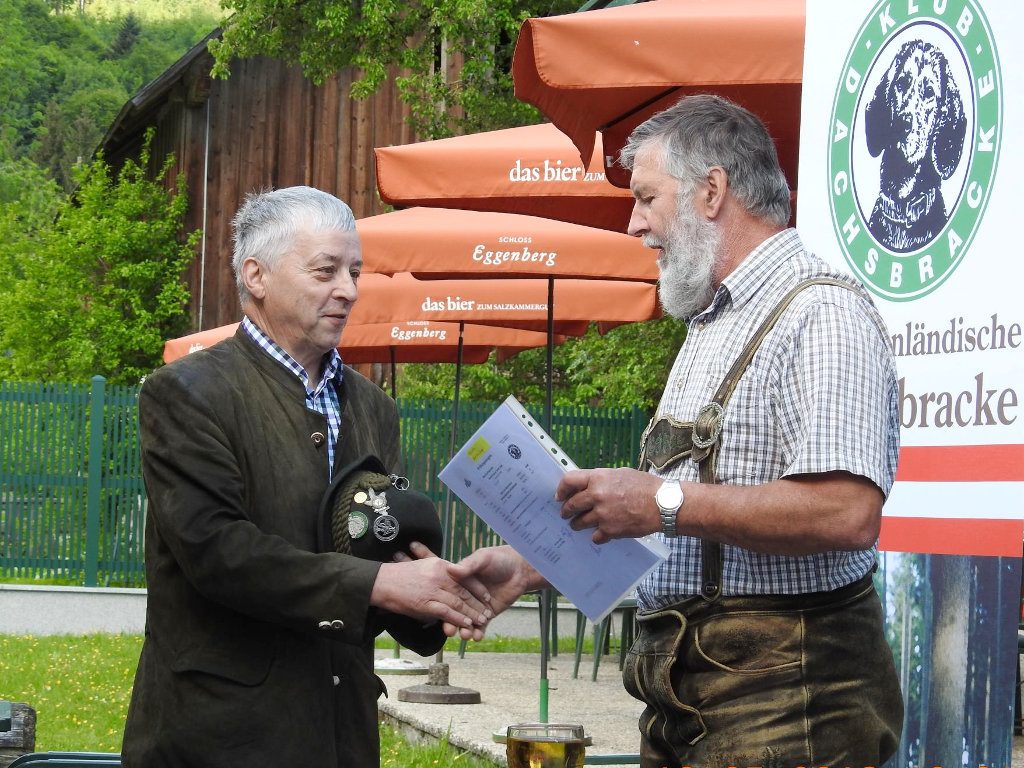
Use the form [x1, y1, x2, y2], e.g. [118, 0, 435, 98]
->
[647, 200, 722, 321]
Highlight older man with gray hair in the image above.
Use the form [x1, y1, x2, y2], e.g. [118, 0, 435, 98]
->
[123, 186, 490, 768]
[443, 96, 904, 765]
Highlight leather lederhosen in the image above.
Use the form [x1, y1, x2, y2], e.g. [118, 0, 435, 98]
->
[626, 278, 903, 767]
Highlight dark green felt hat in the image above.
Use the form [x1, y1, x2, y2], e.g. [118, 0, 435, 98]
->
[318, 454, 443, 562]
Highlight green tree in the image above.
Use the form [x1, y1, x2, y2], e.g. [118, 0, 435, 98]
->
[0, 139, 63, 299]
[208, 0, 577, 138]
[32, 87, 128, 190]
[399, 317, 687, 411]
[106, 11, 142, 58]
[0, 132, 198, 384]
[0, 134, 61, 221]
[0, 0, 88, 153]
[0, 0, 218, 161]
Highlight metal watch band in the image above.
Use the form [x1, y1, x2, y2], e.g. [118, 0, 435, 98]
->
[656, 480, 682, 537]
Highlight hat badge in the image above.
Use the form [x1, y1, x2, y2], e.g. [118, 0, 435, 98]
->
[349, 485, 400, 543]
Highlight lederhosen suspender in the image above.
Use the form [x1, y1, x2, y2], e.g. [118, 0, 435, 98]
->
[638, 277, 858, 603]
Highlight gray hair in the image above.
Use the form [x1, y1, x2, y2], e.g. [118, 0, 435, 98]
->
[231, 186, 357, 303]
[620, 95, 791, 227]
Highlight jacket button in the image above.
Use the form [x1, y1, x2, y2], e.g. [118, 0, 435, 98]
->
[330, 619, 345, 631]
[311, 432, 325, 446]
[318, 620, 332, 630]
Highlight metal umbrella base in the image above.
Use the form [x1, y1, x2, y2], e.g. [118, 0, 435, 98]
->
[374, 657, 429, 675]
[396, 662, 481, 704]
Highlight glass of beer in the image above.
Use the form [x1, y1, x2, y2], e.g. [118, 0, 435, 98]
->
[506, 723, 585, 768]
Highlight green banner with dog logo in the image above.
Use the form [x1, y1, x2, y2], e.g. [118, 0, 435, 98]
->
[799, 1, 1022, 766]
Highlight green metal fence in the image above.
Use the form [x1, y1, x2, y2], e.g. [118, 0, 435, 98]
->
[0, 377, 145, 587]
[0, 380, 647, 586]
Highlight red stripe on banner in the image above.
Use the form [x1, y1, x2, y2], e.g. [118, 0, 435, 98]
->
[878, 517, 1024, 557]
[896, 444, 1024, 482]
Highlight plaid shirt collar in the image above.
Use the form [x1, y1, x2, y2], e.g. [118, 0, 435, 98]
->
[691, 228, 800, 322]
[241, 316, 343, 395]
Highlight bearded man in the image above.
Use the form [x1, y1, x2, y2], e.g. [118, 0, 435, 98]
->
[436, 96, 905, 766]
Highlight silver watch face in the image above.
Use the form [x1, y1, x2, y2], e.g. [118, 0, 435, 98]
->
[656, 481, 683, 511]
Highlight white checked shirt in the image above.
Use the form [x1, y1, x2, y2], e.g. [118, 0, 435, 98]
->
[241, 316, 344, 477]
[637, 229, 900, 609]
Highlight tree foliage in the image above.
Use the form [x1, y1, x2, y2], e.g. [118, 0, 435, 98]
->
[0, 1, 213, 384]
[0, 133, 198, 384]
[209, 0, 578, 138]
[398, 317, 687, 413]
[0, 0, 218, 184]
[106, 11, 142, 57]
[32, 87, 127, 189]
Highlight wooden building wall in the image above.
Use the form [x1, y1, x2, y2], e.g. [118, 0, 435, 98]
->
[105, 46, 418, 331]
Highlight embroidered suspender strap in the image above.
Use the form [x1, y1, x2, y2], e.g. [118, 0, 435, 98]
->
[695, 277, 856, 474]
[695, 276, 857, 601]
[635, 278, 860, 600]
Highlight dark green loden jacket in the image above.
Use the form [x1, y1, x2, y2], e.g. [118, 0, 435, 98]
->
[122, 328, 429, 767]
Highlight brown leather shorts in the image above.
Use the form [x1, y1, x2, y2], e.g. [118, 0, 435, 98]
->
[622, 575, 904, 768]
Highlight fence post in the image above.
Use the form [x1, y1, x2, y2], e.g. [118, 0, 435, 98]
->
[631, 406, 646, 467]
[85, 375, 106, 587]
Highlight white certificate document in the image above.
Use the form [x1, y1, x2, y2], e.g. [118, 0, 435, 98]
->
[439, 395, 668, 622]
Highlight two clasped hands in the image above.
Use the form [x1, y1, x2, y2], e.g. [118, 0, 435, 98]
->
[391, 467, 660, 639]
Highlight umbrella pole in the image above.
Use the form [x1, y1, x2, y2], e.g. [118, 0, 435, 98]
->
[389, 346, 397, 400]
[447, 320, 466, 558]
[537, 278, 556, 723]
[389, 344, 399, 662]
[443, 322, 466, 642]
[398, 322, 480, 705]
[545, 277, 554, 430]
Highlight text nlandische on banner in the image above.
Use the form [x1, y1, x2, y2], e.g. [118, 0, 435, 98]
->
[801, 0, 1021, 538]
[799, 1, 1021, 766]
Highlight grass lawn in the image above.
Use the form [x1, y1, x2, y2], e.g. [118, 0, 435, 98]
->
[0, 634, 138, 752]
[0, 633, 580, 764]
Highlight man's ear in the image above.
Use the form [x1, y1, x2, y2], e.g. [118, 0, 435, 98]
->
[699, 166, 729, 220]
[241, 257, 268, 300]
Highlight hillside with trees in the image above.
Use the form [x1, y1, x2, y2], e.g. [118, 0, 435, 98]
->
[0, 0, 685, 407]
[0, 0, 215, 383]
[1, 0, 219, 189]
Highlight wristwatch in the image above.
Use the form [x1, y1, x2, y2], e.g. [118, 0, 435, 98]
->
[655, 480, 683, 537]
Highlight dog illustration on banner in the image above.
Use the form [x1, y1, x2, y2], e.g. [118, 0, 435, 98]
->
[865, 40, 967, 252]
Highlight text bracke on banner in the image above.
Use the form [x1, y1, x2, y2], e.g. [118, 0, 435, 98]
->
[439, 396, 668, 622]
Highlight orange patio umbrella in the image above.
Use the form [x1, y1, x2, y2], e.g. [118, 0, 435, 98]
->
[354, 208, 660, 719]
[356, 207, 658, 281]
[163, 320, 556, 367]
[348, 272, 659, 333]
[341, 321, 558, 366]
[512, 0, 805, 189]
[374, 123, 634, 232]
[163, 322, 240, 363]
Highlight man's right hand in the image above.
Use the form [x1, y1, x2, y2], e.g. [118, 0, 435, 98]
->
[369, 553, 492, 638]
[432, 545, 546, 639]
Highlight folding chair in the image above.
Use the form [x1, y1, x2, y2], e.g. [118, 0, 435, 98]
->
[573, 597, 637, 681]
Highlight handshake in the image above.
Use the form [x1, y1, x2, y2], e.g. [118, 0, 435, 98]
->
[383, 542, 544, 642]
[368, 466, 665, 641]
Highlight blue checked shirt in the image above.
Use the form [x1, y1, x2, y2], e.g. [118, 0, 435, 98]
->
[637, 229, 900, 610]
[242, 316, 344, 477]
